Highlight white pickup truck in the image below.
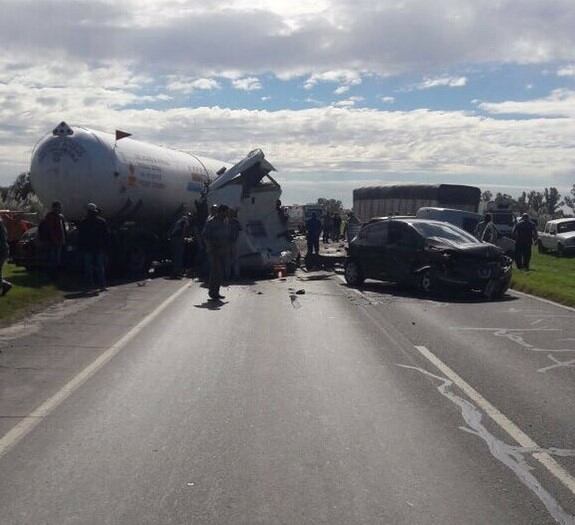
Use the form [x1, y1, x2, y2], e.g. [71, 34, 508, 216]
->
[538, 218, 575, 256]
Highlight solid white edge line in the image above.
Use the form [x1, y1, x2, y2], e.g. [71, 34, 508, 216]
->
[510, 289, 575, 314]
[414, 345, 575, 496]
[0, 281, 192, 460]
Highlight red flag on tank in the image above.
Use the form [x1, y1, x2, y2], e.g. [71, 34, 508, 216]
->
[115, 130, 132, 141]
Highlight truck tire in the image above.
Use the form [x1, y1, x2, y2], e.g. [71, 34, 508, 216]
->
[537, 240, 547, 254]
[344, 259, 364, 286]
[124, 245, 150, 276]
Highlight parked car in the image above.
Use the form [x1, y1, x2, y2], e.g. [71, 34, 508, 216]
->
[11, 226, 83, 271]
[344, 218, 512, 300]
[538, 218, 575, 256]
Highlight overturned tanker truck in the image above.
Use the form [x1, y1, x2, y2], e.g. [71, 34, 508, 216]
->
[29, 122, 297, 274]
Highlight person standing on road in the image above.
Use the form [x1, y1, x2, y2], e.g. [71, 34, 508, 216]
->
[78, 203, 111, 292]
[227, 208, 242, 281]
[322, 212, 332, 243]
[478, 214, 498, 244]
[513, 213, 538, 270]
[40, 201, 66, 276]
[168, 211, 191, 279]
[0, 217, 13, 296]
[202, 205, 229, 300]
[344, 212, 361, 244]
[332, 214, 342, 241]
[474, 214, 490, 241]
[306, 212, 322, 255]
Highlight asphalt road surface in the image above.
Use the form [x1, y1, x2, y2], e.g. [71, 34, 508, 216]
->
[1, 271, 575, 524]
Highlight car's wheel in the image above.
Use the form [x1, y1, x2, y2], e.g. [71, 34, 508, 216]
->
[537, 240, 547, 254]
[557, 244, 564, 257]
[485, 281, 508, 301]
[344, 259, 365, 286]
[418, 269, 435, 294]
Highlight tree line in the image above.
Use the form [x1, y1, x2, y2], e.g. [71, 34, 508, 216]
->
[481, 185, 575, 217]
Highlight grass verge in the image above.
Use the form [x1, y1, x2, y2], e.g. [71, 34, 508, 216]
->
[0, 263, 62, 323]
[511, 250, 575, 308]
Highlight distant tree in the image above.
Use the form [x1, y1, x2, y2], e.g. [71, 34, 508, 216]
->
[563, 184, 575, 214]
[481, 190, 493, 202]
[516, 191, 529, 213]
[543, 187, 562, 216]
[527, 190, 544, 214]
[1, 172, 43, 214]
[316, 198, 343, 215]
[494, 192, 518, 209]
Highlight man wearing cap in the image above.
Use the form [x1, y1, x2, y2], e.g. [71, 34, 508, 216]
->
[202, 205, 229, 300]
[513, 213, 538, 270]
[0, 216, 12, 296]
[78, 203, 111, 291]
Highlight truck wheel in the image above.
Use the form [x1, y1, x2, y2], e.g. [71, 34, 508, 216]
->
[124, 246, 149, 276]
[344, 260, 364, 286]
[537, 240, 547, 254]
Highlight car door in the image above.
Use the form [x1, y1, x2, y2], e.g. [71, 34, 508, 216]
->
[385, 222, 422, 282]
[357, 222, 389, 279]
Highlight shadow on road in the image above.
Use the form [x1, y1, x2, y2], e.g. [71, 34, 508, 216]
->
[342, 280, 519, 304]
[194, 299, 229, 310]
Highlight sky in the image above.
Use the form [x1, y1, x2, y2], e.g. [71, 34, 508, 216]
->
[1, 0, 575, 207]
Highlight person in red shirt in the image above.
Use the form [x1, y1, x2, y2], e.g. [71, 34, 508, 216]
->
[41, 201, 66, 274]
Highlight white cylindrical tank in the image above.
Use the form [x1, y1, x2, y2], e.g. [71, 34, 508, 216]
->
[30, 122, 230, 222]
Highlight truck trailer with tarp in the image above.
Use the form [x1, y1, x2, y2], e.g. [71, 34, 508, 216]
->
[353, 184, 481, 223]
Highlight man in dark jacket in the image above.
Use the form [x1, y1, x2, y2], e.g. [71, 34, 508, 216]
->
[78, 203, 111, 291]
[202, 205, 229, 300]
[513, 213, 538, 270]
[306, 212, 322, 255]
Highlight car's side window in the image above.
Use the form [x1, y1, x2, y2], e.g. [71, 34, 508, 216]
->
[364, 223, 388, 244]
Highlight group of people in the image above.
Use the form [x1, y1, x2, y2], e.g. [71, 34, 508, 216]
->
[38, 201, 111, 291]
[305, 211, 360, 255]
[169, 204, 242, 301]
[474, 212, 538, 271]
[321, 213, 343, 243]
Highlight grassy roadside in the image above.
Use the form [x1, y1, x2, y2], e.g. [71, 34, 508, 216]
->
[0, 263, 62, 323]
[511, 250, 575, 307]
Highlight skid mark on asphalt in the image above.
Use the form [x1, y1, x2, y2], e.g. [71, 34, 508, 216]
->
[452, 327, 575, 373]
[398, 363, 575, 525]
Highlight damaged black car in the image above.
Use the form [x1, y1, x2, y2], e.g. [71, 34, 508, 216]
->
[344, 218, 512, 300]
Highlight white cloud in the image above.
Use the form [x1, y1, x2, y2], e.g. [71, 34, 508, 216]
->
[304, 70, 363, 90]
[333, 96, 365, 107]
[557, 64, 575, 77]
[166, 77, 221, 94]
[479, 89, 575, 117]
[232, 77, 262, 91]
[4, 0, 575, 81]
[415, 76, 468, 90]
[380, 96, 395, 104]
[261, 96, 271, 101]
[334, 85, 350, 95]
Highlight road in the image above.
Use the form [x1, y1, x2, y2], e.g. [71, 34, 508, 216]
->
[0, 271, 575, 524]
